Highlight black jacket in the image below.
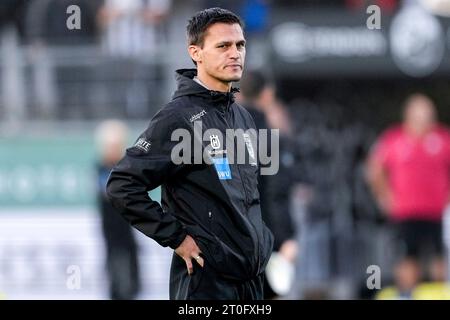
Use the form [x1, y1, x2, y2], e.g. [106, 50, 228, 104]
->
[107, 69, 273, 281]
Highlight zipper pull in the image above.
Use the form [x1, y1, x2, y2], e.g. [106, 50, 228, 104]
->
[208, 211, 212, 218]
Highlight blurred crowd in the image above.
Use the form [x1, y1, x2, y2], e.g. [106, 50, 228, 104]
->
[1, 0, 450, 300]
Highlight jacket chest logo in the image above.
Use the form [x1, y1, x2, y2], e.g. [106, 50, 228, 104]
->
[210, 135, 221, 150]
[189, 109, 207, 122]
[243, 133, 255, 159]
[243, 133, 257, 166]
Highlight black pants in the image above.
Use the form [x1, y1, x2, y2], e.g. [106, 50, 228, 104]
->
[393, 219, 443, 260]
[169, 253, 264, 300]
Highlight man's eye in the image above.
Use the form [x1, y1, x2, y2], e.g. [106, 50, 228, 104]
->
[217, 44, 226, 48]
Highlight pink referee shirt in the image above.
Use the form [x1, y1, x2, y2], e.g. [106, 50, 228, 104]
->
[371, 124, 450, 222]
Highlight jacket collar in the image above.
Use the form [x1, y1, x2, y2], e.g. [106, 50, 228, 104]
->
[172, 69, 239, 106]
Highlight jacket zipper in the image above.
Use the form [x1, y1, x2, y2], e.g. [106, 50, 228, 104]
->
[236, 164, 251, 208]
[221, 100, 251, 207]
[221, 98, 260, 276]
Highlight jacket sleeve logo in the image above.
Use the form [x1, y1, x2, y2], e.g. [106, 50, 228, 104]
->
[134, 138, 151, 152]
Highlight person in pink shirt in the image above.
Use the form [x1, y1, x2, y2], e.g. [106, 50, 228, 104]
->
[367, 93, 450, 287]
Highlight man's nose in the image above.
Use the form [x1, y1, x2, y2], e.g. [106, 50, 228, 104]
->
[229, 44, 240, 59]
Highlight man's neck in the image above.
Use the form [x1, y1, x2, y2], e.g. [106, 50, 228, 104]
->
[195, 70, 231, 92]
[193, 76, 212, 90]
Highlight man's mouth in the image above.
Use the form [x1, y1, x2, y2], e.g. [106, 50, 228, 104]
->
[226, 64, 242, 69]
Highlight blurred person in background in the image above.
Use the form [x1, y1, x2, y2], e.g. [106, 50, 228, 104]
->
[0, 0, 27, 35]
[238, 69, 298, 299]
[96, 0, 172, 119]
[95, 120, 140, 300]
[376, 257, 421, 299]
[367, 94, 450, 292]
[376, 256, 450, 299]
[97, 0, 172, 57]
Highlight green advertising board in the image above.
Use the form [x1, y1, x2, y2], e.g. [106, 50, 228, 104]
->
[0, 136, 96, 207]
[0, 135, 160, 208]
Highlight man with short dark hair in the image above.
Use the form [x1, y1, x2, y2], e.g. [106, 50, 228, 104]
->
[107, 7, 274, 300]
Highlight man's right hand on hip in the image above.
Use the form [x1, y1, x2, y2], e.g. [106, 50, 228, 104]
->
[175, 234, 204, 275]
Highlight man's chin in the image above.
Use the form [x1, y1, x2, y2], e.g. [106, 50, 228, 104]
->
[224, 74, 243, 82]
[215, 71, 243, 84]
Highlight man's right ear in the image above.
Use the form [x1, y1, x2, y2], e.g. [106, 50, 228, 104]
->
[188, 45, 201, 65]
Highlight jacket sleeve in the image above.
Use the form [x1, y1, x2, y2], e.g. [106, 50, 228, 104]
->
[106, 109, 187, 249]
